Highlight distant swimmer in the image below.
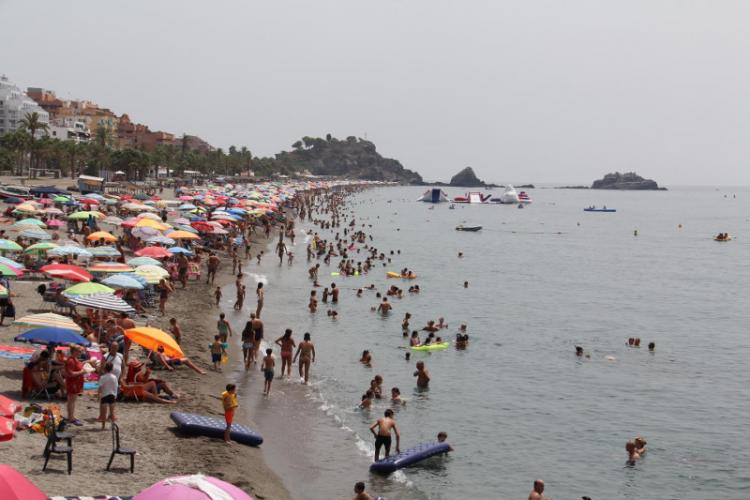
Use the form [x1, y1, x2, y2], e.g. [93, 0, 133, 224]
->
[626, 440, 641, 465]
[352, 481, 374, 500]
[410, 331, 421, 346]
[413, 361, 430, 388]
[422, 320, 438, 332]
[370, 409, 400, 461]
[390, 387, 404, 405]
[360, 350, 372, 366]
[634, 436, 647, 455]
[458, 252, 463, 258]
[648, 342, 655, 352]
[377, 297, 392, 314]
[575, 346, 584, 357]
[309, 290, 318, 313]
[528, 479, 547, 500]
[463, 281, 469, 288]
[436, 317, 447, 329]
[360, 390, 374, 409]
[437, 431, 454, 452]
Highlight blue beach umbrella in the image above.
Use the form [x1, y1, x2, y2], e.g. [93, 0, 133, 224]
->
[102, 274, 145, 290]
[15, 327, 91, 347]
[3, 197, 23, 205]
[167, 246, 192, 256]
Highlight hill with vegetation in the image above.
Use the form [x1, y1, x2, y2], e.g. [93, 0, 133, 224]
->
[255, 135, 422, 183]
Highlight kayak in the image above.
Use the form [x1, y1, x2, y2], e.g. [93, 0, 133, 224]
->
[411, 342, 450, 351]
[456, 225, 482, 232]
[714, 236, 732, 241]
[387, 272, 417, 279]
[583, 207, 616, 212]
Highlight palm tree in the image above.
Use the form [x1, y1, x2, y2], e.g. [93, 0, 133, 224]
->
[20, 112, 49, 175]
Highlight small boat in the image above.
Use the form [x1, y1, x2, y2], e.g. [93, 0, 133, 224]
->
[583, 206, 616, 212]
[714, 235, 732, 241]
[387, 271, 417, 279]
[517, 191, 533, 203]
[456, 225, 482, 232]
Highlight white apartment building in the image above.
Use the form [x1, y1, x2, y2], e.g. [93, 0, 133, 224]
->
[0, 75, 49, 136]
[49, 118, 91, 143]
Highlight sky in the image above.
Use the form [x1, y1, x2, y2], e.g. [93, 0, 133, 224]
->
[2, 0, 750, 185]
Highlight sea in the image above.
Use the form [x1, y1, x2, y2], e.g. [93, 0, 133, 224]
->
[223, 185, 750, 500]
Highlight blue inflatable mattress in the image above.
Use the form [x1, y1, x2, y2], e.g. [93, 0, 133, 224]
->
[170, 411, 263, 446]
[370, 441, 450, 474]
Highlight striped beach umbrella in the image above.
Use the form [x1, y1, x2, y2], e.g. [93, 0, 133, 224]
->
[13, 218, 46, 228]
[134, 264, 169, 284]
[68, 210, 104, 220]
[48, 245, 93, 258]
[14, 313, 82, 332]
[24, 242, 58, 253]
[88, 262, 134, 274]
[88, 246, 121, 258]
[0, 264, 22, 277]
[0, 257, 22, 269]
[18, 229, 51, 240]
[145, 235, 175, 246]
[68, 293, 135, 313]
[126, 256, 162, 267]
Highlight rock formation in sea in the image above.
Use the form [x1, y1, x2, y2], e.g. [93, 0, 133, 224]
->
[591, 172, 665, 190]
[449, 167, 485, 187]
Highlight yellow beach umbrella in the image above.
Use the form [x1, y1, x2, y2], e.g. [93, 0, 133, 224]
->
[86, 231, 117, 242]
[135, 218, 169, 231]
[166, 230, 200, 240]
[124, 327, 183, 358]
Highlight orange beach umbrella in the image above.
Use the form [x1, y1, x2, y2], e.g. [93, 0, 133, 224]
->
[124, 327, 183, 358]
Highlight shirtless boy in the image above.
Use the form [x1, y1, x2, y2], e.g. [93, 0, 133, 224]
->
[369, 409, 400, 461]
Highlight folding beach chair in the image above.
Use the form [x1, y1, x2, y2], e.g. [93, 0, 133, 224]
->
[107, 422, 136, 473]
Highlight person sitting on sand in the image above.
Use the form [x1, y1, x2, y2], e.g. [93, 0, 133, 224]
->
[120, 379, 176, 404]
[149, 345, 206, 374]
[625, 440, 641, 465]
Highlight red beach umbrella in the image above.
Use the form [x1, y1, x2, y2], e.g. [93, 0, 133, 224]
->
[0, 395, 21, 417]
[40, 264, 93, 283]
[135, 246, 173, 258]
[0, 464, 47, 499]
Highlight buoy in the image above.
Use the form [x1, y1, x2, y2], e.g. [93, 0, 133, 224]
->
[634, 230, 638, 236]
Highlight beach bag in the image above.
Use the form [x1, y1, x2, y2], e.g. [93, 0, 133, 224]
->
[4, 302, 15, 318]
[221, 353, 229, 365]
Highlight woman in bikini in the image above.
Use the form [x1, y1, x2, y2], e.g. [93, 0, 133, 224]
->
[293, 332, 315, 384]
[275, 328, 296, 378]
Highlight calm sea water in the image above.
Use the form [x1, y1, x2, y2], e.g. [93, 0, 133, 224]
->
[225, 185, 750, 500]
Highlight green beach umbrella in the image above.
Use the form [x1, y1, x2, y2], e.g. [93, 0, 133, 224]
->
[54, 195, 72, 203]
[68, 210, 104, 220]
[0, 264, 22, 276]
[63, 282, 115, 296]
[0, 240, 23, 252]
[13, 218, 47, 228]
[24, 242, 59, 253]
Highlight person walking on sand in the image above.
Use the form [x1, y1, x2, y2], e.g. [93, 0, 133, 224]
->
[234, 284, 246, 310]
[256, 282, 264, 318]
[214, 286, 222, 306]
[293, 332, 316, 384]
[369, 409, 400, 461]
[97, 362, 118, 429]
[206, 252, 220, 284]
[222, 383, 238, 444]
[157, 279, 173, 315]
[210, 335, 226, 371]
[275, 328, 296, 378]
[261, 348, 275, 395]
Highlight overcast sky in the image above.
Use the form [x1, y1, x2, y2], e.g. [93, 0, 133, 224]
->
[2, 0, 750, 185]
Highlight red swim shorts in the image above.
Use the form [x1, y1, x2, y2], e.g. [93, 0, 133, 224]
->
[225, 409, 235, 425]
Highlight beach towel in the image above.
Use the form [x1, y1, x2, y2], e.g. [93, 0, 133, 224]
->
[48, 496, 132, 500]
[0, 344, 34, 361]
[163, 474, 234, 500]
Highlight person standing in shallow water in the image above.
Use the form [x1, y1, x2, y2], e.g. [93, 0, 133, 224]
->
[293, 332, 315, 383]
[528, 479, 547, 500]
[275, 328, 296, 377]
[255, 282, 264, 318]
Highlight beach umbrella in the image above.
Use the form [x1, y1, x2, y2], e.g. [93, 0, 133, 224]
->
[24, 242, 58, 253]
[0, 256, 22, 269]
[86, 231, 117, 242]
[0, 416, 17, 442]
[46, 219, 65, 228]
[14, 203, 39, 213]
[15, 327, 91, 347]
[133, 474, 252, 500]
[167, 246, 192, 256]
[123, 203, 157, 212]
[43, 207, 64, 215]
[40, 264, 92, 282]
[178, 195, 193, 201]
[173, 217, 190, 225]
[0, 240, 22, 252]
[0, 395, 21, 418]
[88, 262, 134, 273]
[19, 229, 51, 240]
[145, 235, 176, 246]
[53, 195, 71, 203]
[0, 264, 22, 277]
[78, 198, 100, 205]
[13, 218, 47, 228]
[139, 213, 163, 221]
[126, 256, 162, 267]
[0, 464, 46, 499]
[14, 313, 82, 332]
[102, 274, 145, 290]
[135, 218, 169, 231]
[131, 226, 161, 239]
[177, 203, 197, 211]
[64, 282, 115, 296]
[134, 265, 169, 284]
[176, 224, 199, 234]
[135, 246, 172, 258]
[49, 245, 93, 258]
[166, 230, 200, 241]
[88, 246, 121, 257]
[68, 210, 104, 220]
[68, 293, 135, 313]
[102, 216, 124, 226]
[2, 197, 23, 205]
[124, 327, 183, 358]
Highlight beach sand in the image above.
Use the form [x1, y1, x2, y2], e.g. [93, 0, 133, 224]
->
[0, 190, 291, 499]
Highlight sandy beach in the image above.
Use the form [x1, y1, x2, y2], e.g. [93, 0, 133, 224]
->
[0, 177, 291, 499]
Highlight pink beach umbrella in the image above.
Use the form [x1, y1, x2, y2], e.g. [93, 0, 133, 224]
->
[0, 464, 46, 500]
[134, 474, 253, 500]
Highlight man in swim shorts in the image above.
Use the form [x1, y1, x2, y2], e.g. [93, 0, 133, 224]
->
[241, 318, 254, 368]
[369, 408, 400, 461]
[261, 348, 275, 396]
